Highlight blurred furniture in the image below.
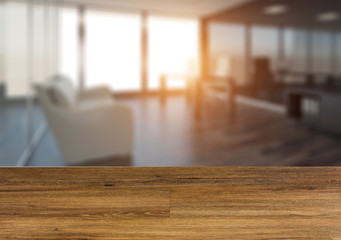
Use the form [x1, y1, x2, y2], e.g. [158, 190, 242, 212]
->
[159, 74, 197, 104]
[0, 83, 5, 101]
[198, 77, 236, 121]
[35, 74, 133, 166]
[158, 72, 236, 122]
[158, 56, 235, 120]
[286, 87, 341, 135]
[253, 57, 274, 90]
[242, 57, 286, 103]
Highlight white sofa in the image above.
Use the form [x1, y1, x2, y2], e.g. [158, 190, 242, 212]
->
[35, 74, 133, 166]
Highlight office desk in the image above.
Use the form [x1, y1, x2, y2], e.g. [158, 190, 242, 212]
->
[286, 87, 341, 135]
[1, 167, 340, 239]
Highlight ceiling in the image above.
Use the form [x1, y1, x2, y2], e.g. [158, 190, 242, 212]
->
[208, 0, 341, 30]
[63, 0, 255, 16]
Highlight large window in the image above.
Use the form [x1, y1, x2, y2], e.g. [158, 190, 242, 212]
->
[336, 34, 341, 76]
[252, 26, 279, 71]
[148, 16, 199, 90]
[59, 7, 79, 85]
[209, 23, 246, 85]
[5, 2, 28, 97]
[59, 9, 199, 92]
[85, 10, 141, 92]
[312, 31, 332, 75]
[290, 30, 309, 73]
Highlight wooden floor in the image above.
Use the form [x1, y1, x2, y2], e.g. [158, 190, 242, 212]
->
[2, 95, 341, 166]
[118, 95, 341, 167]
[1, 167, 340, 239]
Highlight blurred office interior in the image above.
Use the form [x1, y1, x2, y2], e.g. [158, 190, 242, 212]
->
[1, 0, 341, 166]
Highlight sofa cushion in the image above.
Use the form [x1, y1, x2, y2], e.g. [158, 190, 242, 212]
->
[46, 75, 77, 109]
[77, 98, 114, 111]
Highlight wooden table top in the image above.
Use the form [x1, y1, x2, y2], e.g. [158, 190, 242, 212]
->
[1, 167, 340, 239]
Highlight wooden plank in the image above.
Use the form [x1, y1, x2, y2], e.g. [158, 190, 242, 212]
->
[1, 167, 341, 239]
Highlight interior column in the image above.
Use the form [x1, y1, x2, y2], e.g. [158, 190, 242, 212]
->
[245, 23, 252, 85]
[141, 11, 148, 94]
[78, 4, 85, 89]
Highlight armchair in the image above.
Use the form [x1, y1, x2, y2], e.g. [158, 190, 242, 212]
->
[35, 74, 133, 166]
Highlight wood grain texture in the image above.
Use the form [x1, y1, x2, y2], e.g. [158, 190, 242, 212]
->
[1, 167, 341, 239]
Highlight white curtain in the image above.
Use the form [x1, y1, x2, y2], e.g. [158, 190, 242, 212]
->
[4, 0, 59, 98]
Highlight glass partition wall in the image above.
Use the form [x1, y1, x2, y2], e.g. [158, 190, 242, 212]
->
[209, 23, 339, 85]
[0, 0, 59, 166]
[1, 0, 31, 166]
[209, 23, 246, 85]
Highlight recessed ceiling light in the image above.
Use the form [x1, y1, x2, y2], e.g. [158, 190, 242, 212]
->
[317, 12, 340, 22]
[263, 5, 288, 15]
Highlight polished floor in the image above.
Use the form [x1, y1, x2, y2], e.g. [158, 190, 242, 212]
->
[24, 95, 341, 166]
[0, 102, 44, 166]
